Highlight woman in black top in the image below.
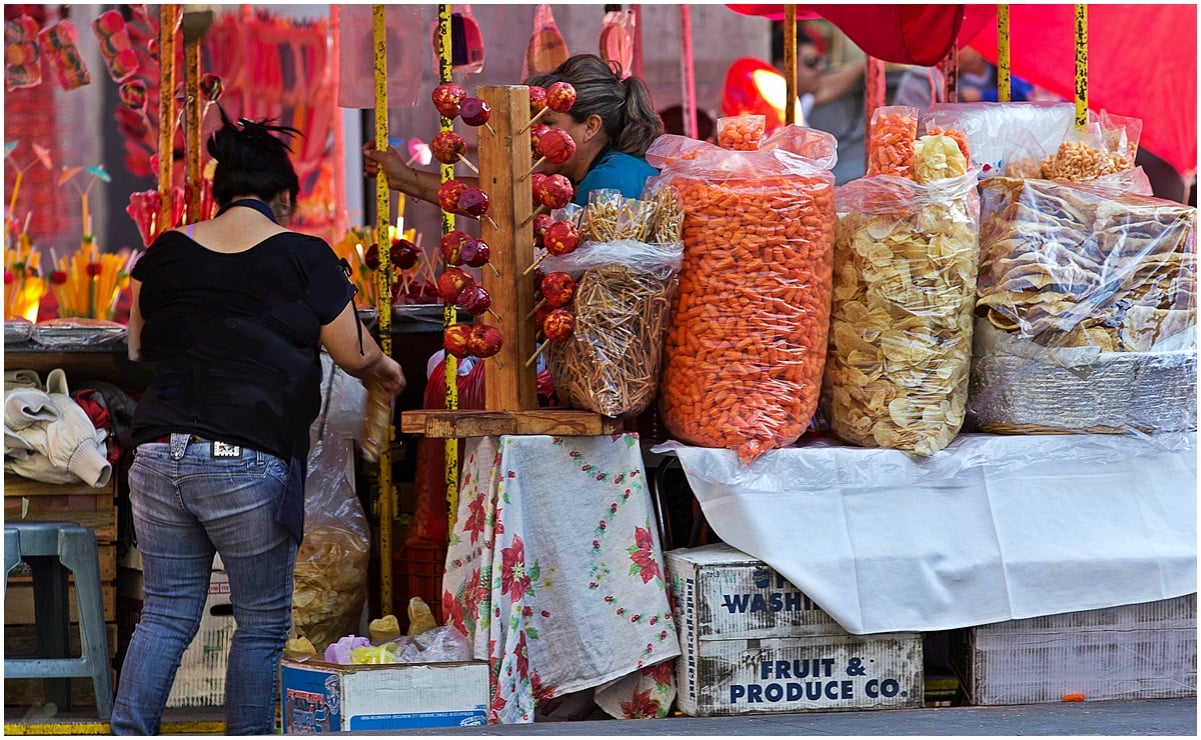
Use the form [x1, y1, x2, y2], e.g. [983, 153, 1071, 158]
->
[111, 112, 404, 735]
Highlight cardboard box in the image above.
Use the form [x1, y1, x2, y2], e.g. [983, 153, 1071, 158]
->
[116, 549, 234, 708]
[667, 544, 924, 716]
[280, 659, 489, 732]
[960, 594, 1197, 706]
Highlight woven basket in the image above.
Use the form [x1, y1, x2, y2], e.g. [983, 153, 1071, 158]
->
[968, 319, 1197, 434]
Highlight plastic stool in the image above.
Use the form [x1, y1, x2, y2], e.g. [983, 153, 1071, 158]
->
[4, 521, 114, 720]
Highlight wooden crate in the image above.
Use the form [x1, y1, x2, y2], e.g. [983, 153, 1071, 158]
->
[3, 475, 118, 544]
[3, 622, 118, 709]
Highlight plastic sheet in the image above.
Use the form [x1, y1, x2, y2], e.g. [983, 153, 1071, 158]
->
[292, 355, 371, 653]
[543, 188, 685, 418]
[919, 102, 1077, 177]
[970, 177, 1197, 434]
[644, 128, 837, 463]
[825, 135, 981, 456]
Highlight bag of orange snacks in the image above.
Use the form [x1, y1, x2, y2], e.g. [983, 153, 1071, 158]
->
[645, 126, 838, 463]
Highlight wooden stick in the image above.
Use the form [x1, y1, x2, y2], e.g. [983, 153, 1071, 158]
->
[520, 205, 548, 228]
[456, 154, 479, 174]
[522, 157, 547, 180]
[522, 251, 549, 276]
[524, 298, 546, 320]
[517, 106, 549, 135]
[524, 340, 549, 367]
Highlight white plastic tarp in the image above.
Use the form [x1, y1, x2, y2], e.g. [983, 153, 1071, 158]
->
[654, 432, 1197, 635]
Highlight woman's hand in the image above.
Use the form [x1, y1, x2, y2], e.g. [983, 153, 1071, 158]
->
[362, 142, 409, 191]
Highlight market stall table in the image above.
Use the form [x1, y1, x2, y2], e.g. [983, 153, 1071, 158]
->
[655, 432, 1197, 636]
[443, 433, 680, 724]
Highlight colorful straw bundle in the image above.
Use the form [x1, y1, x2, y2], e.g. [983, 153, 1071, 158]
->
[49, 239, 131, 319]
[4, 234, 47, 321]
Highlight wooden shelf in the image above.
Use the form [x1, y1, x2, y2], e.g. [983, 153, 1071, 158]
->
[400, 409, 622, 438]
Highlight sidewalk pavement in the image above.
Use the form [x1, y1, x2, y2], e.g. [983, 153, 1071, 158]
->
[381, 698, 1197, 736]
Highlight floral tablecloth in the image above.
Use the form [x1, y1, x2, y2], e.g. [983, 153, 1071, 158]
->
[441, 433, 680, 724]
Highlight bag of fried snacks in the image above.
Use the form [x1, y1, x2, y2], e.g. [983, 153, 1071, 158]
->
[542, 187, 685, 418]
[644, 128, 837, 464]
[292, 357, 371, 653]
[825, 134, 982, 456]
[970, 176, 1196, 434]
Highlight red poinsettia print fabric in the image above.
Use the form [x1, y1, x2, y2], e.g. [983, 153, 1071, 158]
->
[443, 434, 680, 724]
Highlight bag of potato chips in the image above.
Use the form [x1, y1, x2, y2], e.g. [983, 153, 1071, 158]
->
[825, 134, 981, 456]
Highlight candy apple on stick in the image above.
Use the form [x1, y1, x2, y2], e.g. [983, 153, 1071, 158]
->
[459, 237, 499, 275]
[524, 271, 575, 318]
[455, 283, 500, 321]
[524, 128, 576, 178]
[440, 230, 471, 265]
[430, 130, 478, 174]
[523, 219, 579, 275]
[431, 83, 467, 119]
[520, 81, 575, 133]
[457, 186, 499, 230]
[459, 97, 495, 135]
[443, 322, 474, 358]
[436, 266, 474, 303]
[468, 324, 504, 359]
[526, 308, 575, 366]
[437, 179, 469, 214]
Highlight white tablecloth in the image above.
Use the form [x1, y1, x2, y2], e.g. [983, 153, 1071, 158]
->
[655, 432, 1197, 635]
[442, 434, 681, 724]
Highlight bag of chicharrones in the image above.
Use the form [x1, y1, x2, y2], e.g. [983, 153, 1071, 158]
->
[643, 125, 837, 464]
[969, 174, 1197, 434]
[825, 132, 982, 456]
[998, 110, 1154, 195]
[541, 187, 685, 418]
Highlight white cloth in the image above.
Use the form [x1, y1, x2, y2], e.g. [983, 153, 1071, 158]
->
[443, 434, 680, 723]
[4, 368, 112, 487]
[654, 432, 1197, 635]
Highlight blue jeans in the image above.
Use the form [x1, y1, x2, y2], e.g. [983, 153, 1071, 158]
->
[111, 437, 296, 735]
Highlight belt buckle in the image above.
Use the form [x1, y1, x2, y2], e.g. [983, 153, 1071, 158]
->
[169, 432, 190, 460]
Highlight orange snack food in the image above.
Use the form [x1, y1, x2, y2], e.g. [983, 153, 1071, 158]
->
[867, 106, 919, 179]
[658, 171, 835, 464]
[717, 115, 766, 151]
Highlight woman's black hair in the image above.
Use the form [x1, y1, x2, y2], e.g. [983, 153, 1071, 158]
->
[526, 54, 663, 158]
[207, 106, 302, 207]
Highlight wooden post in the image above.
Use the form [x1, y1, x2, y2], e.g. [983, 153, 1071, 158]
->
[183, 38, 201, 224]
[477, 86, 537, 412]
[784, 5, 797, 125]
[158, 5, 179, 231]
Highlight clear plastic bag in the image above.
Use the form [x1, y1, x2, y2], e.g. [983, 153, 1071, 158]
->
[521, 4, 567, 80]
[970, 177, 1197, 434]
[644, 127, 837, 463]
[542, 188, 684, 418]
[292, 355, 371, 653]
[918, 101, 1077, 177]
[826, 134, 982, 456]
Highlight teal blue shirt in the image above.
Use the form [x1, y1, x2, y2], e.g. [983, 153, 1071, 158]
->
[573, 149, 659, 206]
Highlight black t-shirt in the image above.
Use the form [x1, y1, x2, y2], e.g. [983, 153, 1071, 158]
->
[129, 230, 355, 462]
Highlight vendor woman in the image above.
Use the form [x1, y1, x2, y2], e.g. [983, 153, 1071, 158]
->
[363, 53, 663, 206]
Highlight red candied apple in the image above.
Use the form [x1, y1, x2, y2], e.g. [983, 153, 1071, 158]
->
[457, 187, 490, 218]
[532, 213, 554, 248]
[390, 238, 420, 270]
[363, 242, 381, 270]
[542, 308, 575, 342]
[535, 174, 574, 210]
[540, 272, 576, 308]
[440, 230, 471, 265]
[431, 83, 467, 118]
[537, 128, 576, 165]
[460, 97, 491, 128]
[534, 301, 554, 328]
[528, 85, 548, 115]
[543, 220, 580, 256]
[431, 130, 467, 165]
[455, 284, 492, 316]
[436, 266, 475, 303]
[459, 238, 491, 268]
[468, 324, 504, 358]
[443, 323, 474, 358]
[530, 123, 552, 152]
[546, 81, 576, 112]
[437, 179, 469, 214]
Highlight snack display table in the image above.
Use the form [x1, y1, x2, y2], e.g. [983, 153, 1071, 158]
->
[443, 433, 680, 723]
[656, 432, 1198, 636]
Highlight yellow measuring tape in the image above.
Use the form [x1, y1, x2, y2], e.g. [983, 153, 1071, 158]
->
[996, 5, 1011, 103]
[372, 3, 395, 614]
[1074, 4, 1088, 129]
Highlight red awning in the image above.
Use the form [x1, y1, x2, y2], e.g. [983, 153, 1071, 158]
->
[726, 4, 965, 66]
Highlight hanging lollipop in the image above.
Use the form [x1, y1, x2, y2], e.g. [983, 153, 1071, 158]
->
[430, 130, 479, 174]
[406, 138, 432, 167]
[4, 141, 53, 225]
